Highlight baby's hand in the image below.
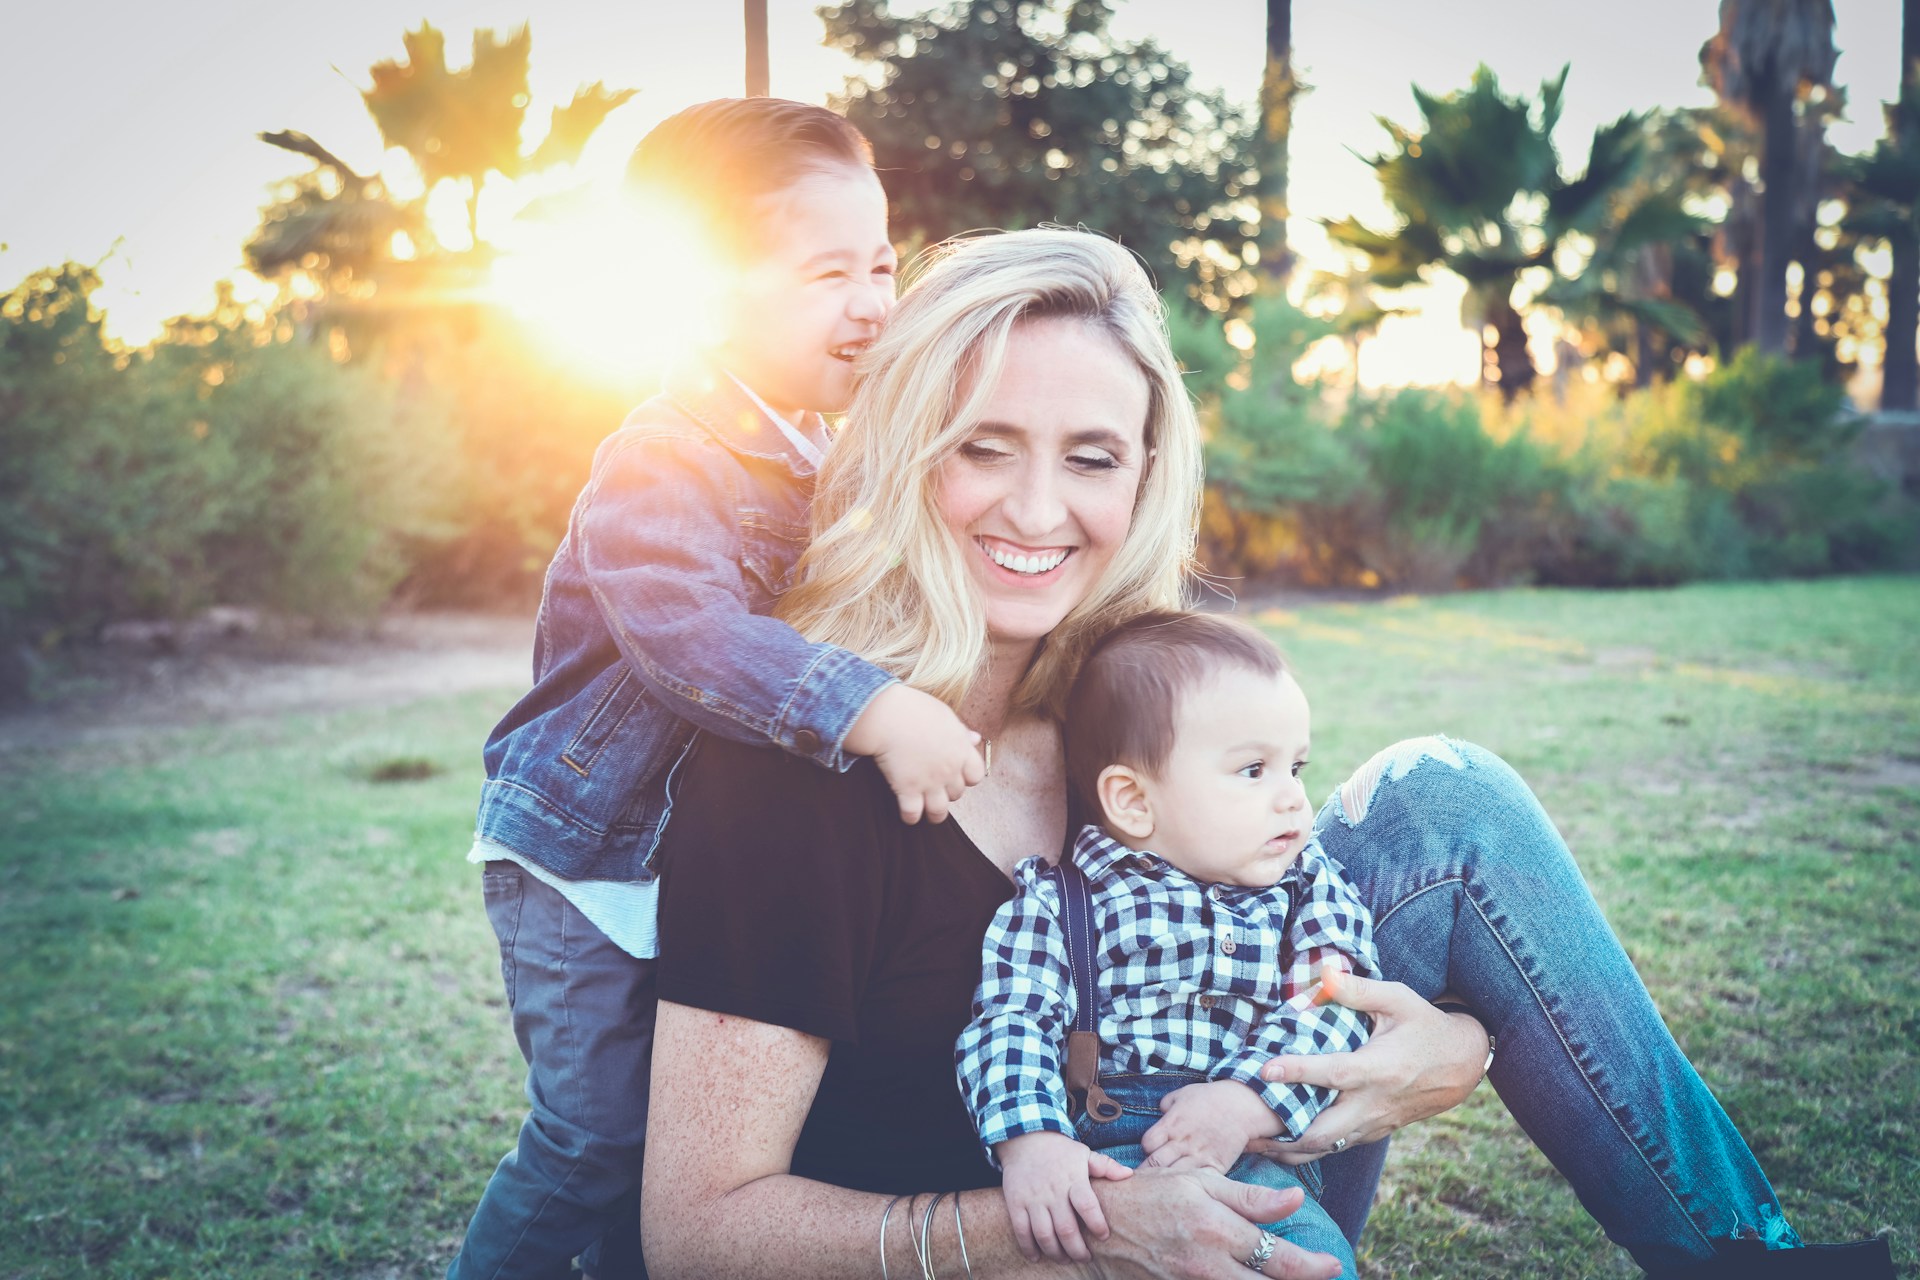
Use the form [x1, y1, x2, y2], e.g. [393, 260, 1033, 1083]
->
[843, 683, 987, 824]
[1140, 1080, 1282, 1173]
[994, 1131, 1134, 1263]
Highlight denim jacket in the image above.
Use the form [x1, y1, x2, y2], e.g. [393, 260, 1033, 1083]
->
[474, 365, 898, 883]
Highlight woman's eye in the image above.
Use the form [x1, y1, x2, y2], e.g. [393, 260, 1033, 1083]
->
[959, 442, 1012, 463]
[1068, 452, 1120, 472]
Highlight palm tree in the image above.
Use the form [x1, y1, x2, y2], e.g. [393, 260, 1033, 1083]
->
[1327, 66, 1649, 399]
[744, 0, 769, 96]
[1842, 0, 1920, 409]
[1701, 0, 1837, 356]
[1255, 0, 1299, 288]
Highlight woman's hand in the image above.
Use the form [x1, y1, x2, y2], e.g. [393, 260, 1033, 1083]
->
[1089, 1168, 1344, 1280]
[1251, 973, 1489, 1165]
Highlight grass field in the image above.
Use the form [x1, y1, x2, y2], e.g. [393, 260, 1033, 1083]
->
[4, 578, 1915, 1278]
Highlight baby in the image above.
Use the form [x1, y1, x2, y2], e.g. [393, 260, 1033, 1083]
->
[957, 610, 1378, 1276]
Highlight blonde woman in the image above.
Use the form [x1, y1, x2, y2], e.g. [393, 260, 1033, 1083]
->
[638, 229, 1853, 1280]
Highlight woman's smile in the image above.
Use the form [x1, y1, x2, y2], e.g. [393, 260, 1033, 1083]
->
[974, 536, 1075, 580]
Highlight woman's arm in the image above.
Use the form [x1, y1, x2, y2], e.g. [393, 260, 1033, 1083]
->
[643, 1000, 1343, 1280]
[1249, 974, 1489, 1164]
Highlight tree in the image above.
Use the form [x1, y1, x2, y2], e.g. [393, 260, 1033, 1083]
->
[819, 0, 1257, 309]
[1254, 0, 1299, 288]
[248, 23, 635, 346]
[1543, 110, 1723, 385]
[1327, 67, 1650, 399]
[1701, 0, 1837, 356]
[1843, 2, 1920, 409]
[360, 24, 635, 247]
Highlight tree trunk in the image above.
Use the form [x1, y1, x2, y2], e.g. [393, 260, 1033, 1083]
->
[1887, 232, 1919, 410]
[1755, 78, 1796, 354]
[1884, 0, 1920, 408]
[1256, 0, 1296, 287]
[1491, 295, 1536, 400]
[744, 0, 770, 97]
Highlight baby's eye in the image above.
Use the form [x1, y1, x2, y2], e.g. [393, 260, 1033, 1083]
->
[1238, 761, 1265, 779]
[874, 263, 897, 278]
[1291, 760, 1308, 778]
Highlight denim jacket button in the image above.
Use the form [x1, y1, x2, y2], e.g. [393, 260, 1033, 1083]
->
[793, 728, 822, 754]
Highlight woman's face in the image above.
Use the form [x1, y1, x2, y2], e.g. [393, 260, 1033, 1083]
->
[936, 317, 1151, 646]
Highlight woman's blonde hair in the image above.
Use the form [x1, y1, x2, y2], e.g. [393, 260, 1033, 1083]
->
[779, 227, 1202, 717]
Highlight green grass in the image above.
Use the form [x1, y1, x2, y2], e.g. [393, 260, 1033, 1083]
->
[4, 578, 1916, 1278]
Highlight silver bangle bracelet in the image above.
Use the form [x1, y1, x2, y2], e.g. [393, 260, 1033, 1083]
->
[953, 1193, 975, 1280]
[917, 1191, 946, 1280]
[879, 1193, 907, 1280]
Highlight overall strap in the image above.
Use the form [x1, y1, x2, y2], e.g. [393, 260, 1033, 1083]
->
[1045, 860, 1121, 1124]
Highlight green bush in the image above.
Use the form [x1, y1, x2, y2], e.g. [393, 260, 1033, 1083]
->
[0, 264, 454, 685]
[1190, 314, 1915, 590]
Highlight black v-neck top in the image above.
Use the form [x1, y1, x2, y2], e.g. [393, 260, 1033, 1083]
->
[654, 734, 1014, 1192]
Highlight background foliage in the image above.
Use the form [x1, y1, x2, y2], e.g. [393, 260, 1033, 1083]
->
[3, 5, 1918, 703]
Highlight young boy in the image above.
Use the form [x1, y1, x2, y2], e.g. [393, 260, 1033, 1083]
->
[956, 610, 1378, 1277]
[452, 99, 985, 1280]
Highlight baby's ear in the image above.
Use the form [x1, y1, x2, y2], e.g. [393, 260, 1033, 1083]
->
[1097, 764, 1155, 842]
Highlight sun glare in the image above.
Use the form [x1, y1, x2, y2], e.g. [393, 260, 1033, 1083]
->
[487, 188, 725, 387]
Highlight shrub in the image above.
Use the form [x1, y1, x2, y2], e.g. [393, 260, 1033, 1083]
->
[0, 264, 454, 690]
[1187, 301, 1919, 591]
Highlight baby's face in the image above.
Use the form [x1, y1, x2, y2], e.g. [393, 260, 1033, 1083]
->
[1131, 667, 1314, 888]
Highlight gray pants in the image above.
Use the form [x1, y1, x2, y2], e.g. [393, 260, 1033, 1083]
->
[448, 862, 655, 1280]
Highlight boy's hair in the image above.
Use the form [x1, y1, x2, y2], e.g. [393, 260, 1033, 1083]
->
[1064, 611, 1287, 816]
[779, 228, 1204, 717]
[625, 98, 874, 254]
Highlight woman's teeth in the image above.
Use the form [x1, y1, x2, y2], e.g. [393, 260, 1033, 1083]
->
[984, 544, 1069, 575]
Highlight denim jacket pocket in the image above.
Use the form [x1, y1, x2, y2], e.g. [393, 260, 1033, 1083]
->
[739, 517, 805, 608]
[560, 665, 648, 778]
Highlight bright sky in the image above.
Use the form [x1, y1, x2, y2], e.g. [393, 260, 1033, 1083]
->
[0, 0, 1899, 385]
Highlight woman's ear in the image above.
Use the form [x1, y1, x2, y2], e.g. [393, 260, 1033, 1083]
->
[1096, 764, 1155, 842]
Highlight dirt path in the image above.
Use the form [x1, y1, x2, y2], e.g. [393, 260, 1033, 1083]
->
[0, 612, 535, 759]
[0, 587, 1368, 765]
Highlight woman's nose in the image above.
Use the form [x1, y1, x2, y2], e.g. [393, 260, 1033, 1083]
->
[1001, 461, 1066, 537]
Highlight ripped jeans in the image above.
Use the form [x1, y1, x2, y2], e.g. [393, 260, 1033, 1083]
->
[1308, 738, 1798, 1272]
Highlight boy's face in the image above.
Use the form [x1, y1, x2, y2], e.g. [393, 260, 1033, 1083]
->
[718, 165, 896, 419]
[1104, 666, 1315, 888]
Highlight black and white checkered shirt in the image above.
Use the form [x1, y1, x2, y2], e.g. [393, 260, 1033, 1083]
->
[957, 824, 1380, 1160]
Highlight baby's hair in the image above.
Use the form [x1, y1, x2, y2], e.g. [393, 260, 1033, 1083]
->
[1065, 611, 1289, 816]
[625, 97, 874, 256]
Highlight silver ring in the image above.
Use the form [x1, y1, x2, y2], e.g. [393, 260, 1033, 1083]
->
[1244, 1231, 1278, 1271]
[1331, 1137, 1348, 1153]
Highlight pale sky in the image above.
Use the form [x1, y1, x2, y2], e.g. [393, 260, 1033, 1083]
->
[0, 0, 1899, 384]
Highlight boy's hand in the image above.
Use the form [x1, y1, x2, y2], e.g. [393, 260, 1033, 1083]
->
[994, 1131, 1134, 1263]
[1140, 1080, 1282, 1173]
[843, 683, 987, 824]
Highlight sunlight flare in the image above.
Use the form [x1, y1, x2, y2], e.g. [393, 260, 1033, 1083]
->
[487, 186, 725, 386]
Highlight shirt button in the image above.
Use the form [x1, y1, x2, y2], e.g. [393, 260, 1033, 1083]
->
[1207, 885, 1224, 901]
[1197, 995, 1216, 1011]
[793, 728, 822, 754]
[1220, 938, 1237, 956]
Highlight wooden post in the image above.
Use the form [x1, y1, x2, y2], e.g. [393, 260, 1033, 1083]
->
[745, 0, 770, 97]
